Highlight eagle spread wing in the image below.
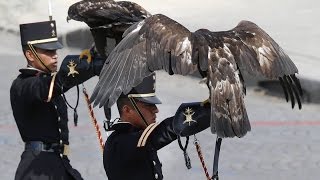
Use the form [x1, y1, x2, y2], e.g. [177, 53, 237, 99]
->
[68, 1, 303, 138]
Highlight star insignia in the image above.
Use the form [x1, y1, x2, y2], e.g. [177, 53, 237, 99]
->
[183, 107, 197, 126]
[67, 60, 79, 77]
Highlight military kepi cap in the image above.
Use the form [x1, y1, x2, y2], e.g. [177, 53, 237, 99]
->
[123, 73, 162, 104]
[20, 20, 63, 50]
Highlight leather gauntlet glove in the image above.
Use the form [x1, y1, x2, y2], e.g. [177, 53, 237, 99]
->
[57, 48, 106, 89]
[173, 101, 211, 137]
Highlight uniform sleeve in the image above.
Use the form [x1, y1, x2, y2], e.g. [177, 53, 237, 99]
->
[12, 75, 61, 103]
[105, 121, 176, 163]
[12, 64, 90, 103]
[14, 55, 104, 103]
[52, 54, 106, 99]
[137, 117, 178, 150]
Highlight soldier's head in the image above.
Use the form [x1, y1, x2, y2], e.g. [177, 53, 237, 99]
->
[20, 20, 63, 73]
[117, 73, 161, 129]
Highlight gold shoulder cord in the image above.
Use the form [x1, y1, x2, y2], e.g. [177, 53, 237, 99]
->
[137, 123, 157, 147]
[27, 43, 51, 73]
[193, 135, 211, 180]
[47, 72, 57, 102]
[82, 84, 105, 154]
[139, 123, 159, 147]
[27, 42, 56, 102]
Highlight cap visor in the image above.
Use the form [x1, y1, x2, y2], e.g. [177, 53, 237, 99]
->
[137, 96, 162, 104]
[33, 41, 63, 50]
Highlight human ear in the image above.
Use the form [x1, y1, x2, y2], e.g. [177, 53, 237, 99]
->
[122, 105, 131, 114]
[25, 50, 36, 62]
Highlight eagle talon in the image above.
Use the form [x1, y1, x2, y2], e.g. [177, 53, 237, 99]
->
[201, 99, 210, 106]
[79, 49, 92, 63]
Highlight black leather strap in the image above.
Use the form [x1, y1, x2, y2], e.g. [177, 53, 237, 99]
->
[177, 136, 192, 169]
[62, 85, 79, 126]
[128, 97, 148, 127]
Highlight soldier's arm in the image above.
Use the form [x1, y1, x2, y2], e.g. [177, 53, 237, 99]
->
[15, 51, 106, 102]
[136, 117, 177, 150]
[41, 49, 106, 101]
[56, 50, 106, 90]
[12, 74, 61, 103]
[138, 102, 211, 150]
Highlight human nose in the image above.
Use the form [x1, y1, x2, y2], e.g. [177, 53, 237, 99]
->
[53, 51, 58, 57]
[153, 105, 159, 113]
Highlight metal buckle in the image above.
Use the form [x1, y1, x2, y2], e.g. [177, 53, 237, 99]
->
[63, 144, 70, 156]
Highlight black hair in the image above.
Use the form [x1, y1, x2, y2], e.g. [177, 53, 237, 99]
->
[116, 97, 132, 116]
[22, 45, 30, 57]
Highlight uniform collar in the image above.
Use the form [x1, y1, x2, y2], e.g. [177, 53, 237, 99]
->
[19, 66, 49, 76]
[111, 121, 140, 132]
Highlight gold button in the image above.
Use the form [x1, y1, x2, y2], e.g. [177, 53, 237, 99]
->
[155, 173, 158, 179]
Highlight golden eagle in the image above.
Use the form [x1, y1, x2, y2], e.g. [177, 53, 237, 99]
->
[68, 0, 303, 138]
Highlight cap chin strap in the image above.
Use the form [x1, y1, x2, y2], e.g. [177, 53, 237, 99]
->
[27, 43, 52, 73]
[128, 97, 149, 128]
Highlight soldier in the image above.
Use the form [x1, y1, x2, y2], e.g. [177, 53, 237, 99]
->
[10, 20, 105, 180]
[103, 73, 212, 180]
